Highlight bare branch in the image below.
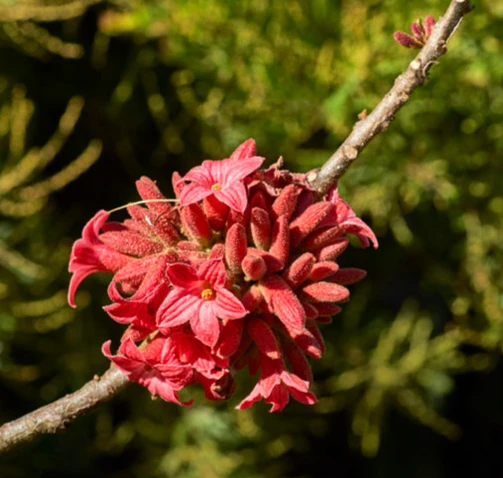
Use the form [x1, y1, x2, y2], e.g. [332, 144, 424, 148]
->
[0, 366, 129, 454]
[309, 0, 474, 195]
[0, 0, 473, 457]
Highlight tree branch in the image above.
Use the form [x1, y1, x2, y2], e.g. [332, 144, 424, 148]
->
[309, 0, 474, 195]
[0, 0, 473, 456]
[0, 366, 129, 454]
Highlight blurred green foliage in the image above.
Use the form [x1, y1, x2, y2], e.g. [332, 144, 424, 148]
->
[0, 0, 502, 477]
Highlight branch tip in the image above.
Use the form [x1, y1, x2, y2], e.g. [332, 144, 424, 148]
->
[310, 0, 473, 194]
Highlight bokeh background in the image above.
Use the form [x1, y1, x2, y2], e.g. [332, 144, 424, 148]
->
[0, 0, 502, 476]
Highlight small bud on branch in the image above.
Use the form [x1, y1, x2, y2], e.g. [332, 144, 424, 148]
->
[308, 0, 473, 195]
[394, 15, 437, 49]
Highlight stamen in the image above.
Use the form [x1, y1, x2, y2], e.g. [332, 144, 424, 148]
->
[211, 183, 222, 191]
[201, 288, 215, 300]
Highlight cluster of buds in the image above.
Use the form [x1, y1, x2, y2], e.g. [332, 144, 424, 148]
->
[68, 140, 377, 411]
[394, 15, 436, 49]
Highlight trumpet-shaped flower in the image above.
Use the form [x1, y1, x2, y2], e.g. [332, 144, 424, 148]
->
[177, 139, 265, 213]
[237, 354, 317, 412]
[102, 337, 193, 405]
[157, 261, 247, 347]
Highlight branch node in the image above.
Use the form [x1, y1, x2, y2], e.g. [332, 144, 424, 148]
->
[343, 145, 358, 160]
[436, 41, 448, 54]
[410, 59, 421, 71]
[307, 171, 318, 183]
[358, 109, 368, 120]
[398, 92, 410, 104]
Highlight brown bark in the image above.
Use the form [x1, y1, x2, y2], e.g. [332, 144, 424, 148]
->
[0, 366, 129, 454]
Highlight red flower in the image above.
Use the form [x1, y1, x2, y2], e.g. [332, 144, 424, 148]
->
[68, 177, 183, 307]
[102, 336, 193, 405]
[236, 354, 317, 412]
[68, 210, 133, 307]
[157, 260, 247, 347]
[104, 280, 169, 342]
[328, 186, 378, 248]
[166, 328, 235, 399]
[177, 139, 265, 213]
[69, 139, 377, 412]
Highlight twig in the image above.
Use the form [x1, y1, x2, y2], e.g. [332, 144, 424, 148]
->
[0, 0, 473, 456]
[309, 0, 474, 195]
[0, 366, 129, 454]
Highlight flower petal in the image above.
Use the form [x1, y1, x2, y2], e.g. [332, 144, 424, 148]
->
[166, 263, 199, 289]
[215, 319, 243, 358]
[191, 301, 221, 347]
[180, 161, 215, 185]
[157, 290, 202, 329]
[199, 259, 226, 287]
[221, 156, 265, 186]
[215, 181, 248, 213]
[68, 210, 131, 307]
[229, 138, 256, 161]
[214, 288, 247, 320]
[179, 182, 213, 206]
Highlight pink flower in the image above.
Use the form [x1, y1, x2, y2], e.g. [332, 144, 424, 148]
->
[69, 139, 378, 411]
[177, 139, 265, 213]
[237, 354, 317, 412]
[102, 336, 193, 405]
[68, 177, 183, 306]
[68, 210, 132, 307]
[104, 280, 169, 342]
[157, 260, 247, 347]
[327, 186, 378, 248]
[166, 329, 235, 400]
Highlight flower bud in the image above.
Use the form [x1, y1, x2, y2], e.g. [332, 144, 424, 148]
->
[180, 203, 212, 245]
[225, 223, 247, 274]
[242, 253, 267, 281]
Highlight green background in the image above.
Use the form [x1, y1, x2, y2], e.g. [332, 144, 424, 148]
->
[1, 0, 502, 476]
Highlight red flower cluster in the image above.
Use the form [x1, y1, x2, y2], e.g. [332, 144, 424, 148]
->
[68, 140, 377, 411]
[394, 15, 436, 49]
